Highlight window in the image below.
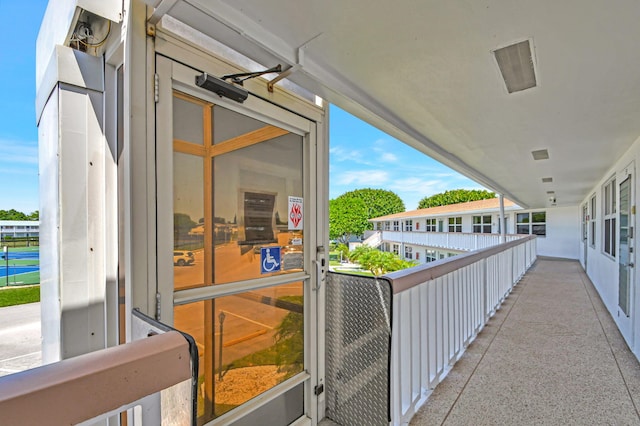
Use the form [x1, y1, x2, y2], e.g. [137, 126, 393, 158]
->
[425, 249, 437, 263]
[425, 218, 437, 232]
[393, 221, 400, 231]
[516, 211, 546, 236]
[603, 178, 616, 257]
[392, 244, 399, 255]
[590, 194, 596, 247]
[384, 221, 390, 231]
[473, 215, 492, 233]
[404, 246, 413, 259]
[448, 217, 462, 232]
[405, 219, 413, 231]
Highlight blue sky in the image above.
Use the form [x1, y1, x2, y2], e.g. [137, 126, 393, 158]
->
[330, 106, 484, 210]
[0, 0, 48, 214]
[2, 0, 482, 215]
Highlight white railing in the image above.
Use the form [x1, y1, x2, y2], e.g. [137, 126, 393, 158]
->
[384, 235, 537, 425]
[382, 231, 524, 251]
[362, 230, 383, 247]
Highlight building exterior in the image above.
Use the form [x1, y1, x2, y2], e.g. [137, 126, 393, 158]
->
[0, 221, 39, 240]
[369, 198, 580, 262]
[23, 1, 640, 425]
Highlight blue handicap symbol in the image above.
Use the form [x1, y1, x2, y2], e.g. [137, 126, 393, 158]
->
[260, 247, 281, 274]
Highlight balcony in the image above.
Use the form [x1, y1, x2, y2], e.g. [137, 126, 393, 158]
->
[2, 236, 639, 425]
[410, 258, 640, 425]
[324, 236, 640, 425]
[377, 230, 525, 252]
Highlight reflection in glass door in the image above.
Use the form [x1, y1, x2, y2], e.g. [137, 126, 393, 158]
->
[170, 90, 307, 424]
[619, 176, 632, 317]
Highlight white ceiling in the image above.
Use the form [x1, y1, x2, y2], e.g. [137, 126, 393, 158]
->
[149, 0, 640, 208]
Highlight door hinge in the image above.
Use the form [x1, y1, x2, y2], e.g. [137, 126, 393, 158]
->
[155, 292, 161, 320]
[154, 73, 159, 103]
[314, 384, 324, 396]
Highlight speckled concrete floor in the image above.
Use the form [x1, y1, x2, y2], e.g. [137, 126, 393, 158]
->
[409, 258, 640, 426]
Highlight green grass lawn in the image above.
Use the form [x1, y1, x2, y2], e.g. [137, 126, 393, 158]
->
[0, 286, 40, 307]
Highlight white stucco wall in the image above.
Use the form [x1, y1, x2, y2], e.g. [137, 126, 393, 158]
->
[580, 134, 640, 360]
[531, 206, 580, 260]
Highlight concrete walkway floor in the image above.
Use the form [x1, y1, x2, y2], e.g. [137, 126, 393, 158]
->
[411, 258, 640, 426]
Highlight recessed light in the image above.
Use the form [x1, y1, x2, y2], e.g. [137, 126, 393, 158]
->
[542, 177, 553, 183]
[493, 39, 537, 93]
[546, 191, 555, 194]
[532, 149, 549, 160]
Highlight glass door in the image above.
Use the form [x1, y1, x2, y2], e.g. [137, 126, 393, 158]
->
[618, 165, 634, 345]
[156, 57, 316, 425]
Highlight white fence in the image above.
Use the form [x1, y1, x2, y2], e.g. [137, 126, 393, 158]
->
[362, 230, 383, 247]
[382, 231, 524, 251]
[385, 235, 536, 424]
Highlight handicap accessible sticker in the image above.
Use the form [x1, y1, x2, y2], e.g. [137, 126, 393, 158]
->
[261, 247, 281, 274]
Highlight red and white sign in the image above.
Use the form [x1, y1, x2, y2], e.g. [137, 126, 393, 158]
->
[288, 196, 303, 230]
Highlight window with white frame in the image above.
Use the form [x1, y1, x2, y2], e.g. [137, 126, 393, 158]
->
[425, 218, 436, 232]
[425, 249, 437, 262]
[448, 217, 462, 232]
[473, 215, 492, 233]
[392, 244, 399, 255]
[393, 221, 400, 231]
[404, 245, 413, 259]
[603, 177, 616, 257]
[384, 221, 390, 231]
[516, 211, 546, 236]
[590, 194, 596, 247]
[376, 222, 383, 231]
[405, 219, 413, 231]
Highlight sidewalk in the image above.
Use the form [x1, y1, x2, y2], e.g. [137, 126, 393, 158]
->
[410, 259, 640, 425]
[0, 302, 41, 377]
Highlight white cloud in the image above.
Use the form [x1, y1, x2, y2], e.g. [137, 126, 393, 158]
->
[0, 139, 38, 166]
[334, 170, 389, 186]
[329, 146, 373, 165]
[380, 152, 397, 162]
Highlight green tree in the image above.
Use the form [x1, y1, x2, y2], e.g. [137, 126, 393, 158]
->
[329, 197, 369, 244]
[349, 245, 415, 276]
[173, 213, 197, 245]
[0, 209, 29, 220]
[417, 189, 495, 209]
[28, 211, 39, 220]
[329, 188, 405, 243]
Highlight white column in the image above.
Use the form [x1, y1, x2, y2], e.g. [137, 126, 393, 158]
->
[499, 194, 506, 243]
[37, 46, 107, 362]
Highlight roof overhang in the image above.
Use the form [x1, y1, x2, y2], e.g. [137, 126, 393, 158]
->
[145, 0, 640, 208]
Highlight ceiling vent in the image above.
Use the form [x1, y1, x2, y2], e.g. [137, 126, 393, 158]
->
[542, 177, 553, 183]
[493, 40, 537, 93]
[531, 149, 549, 160]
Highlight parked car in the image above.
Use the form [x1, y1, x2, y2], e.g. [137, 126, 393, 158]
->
[173, 251, 195, 266]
